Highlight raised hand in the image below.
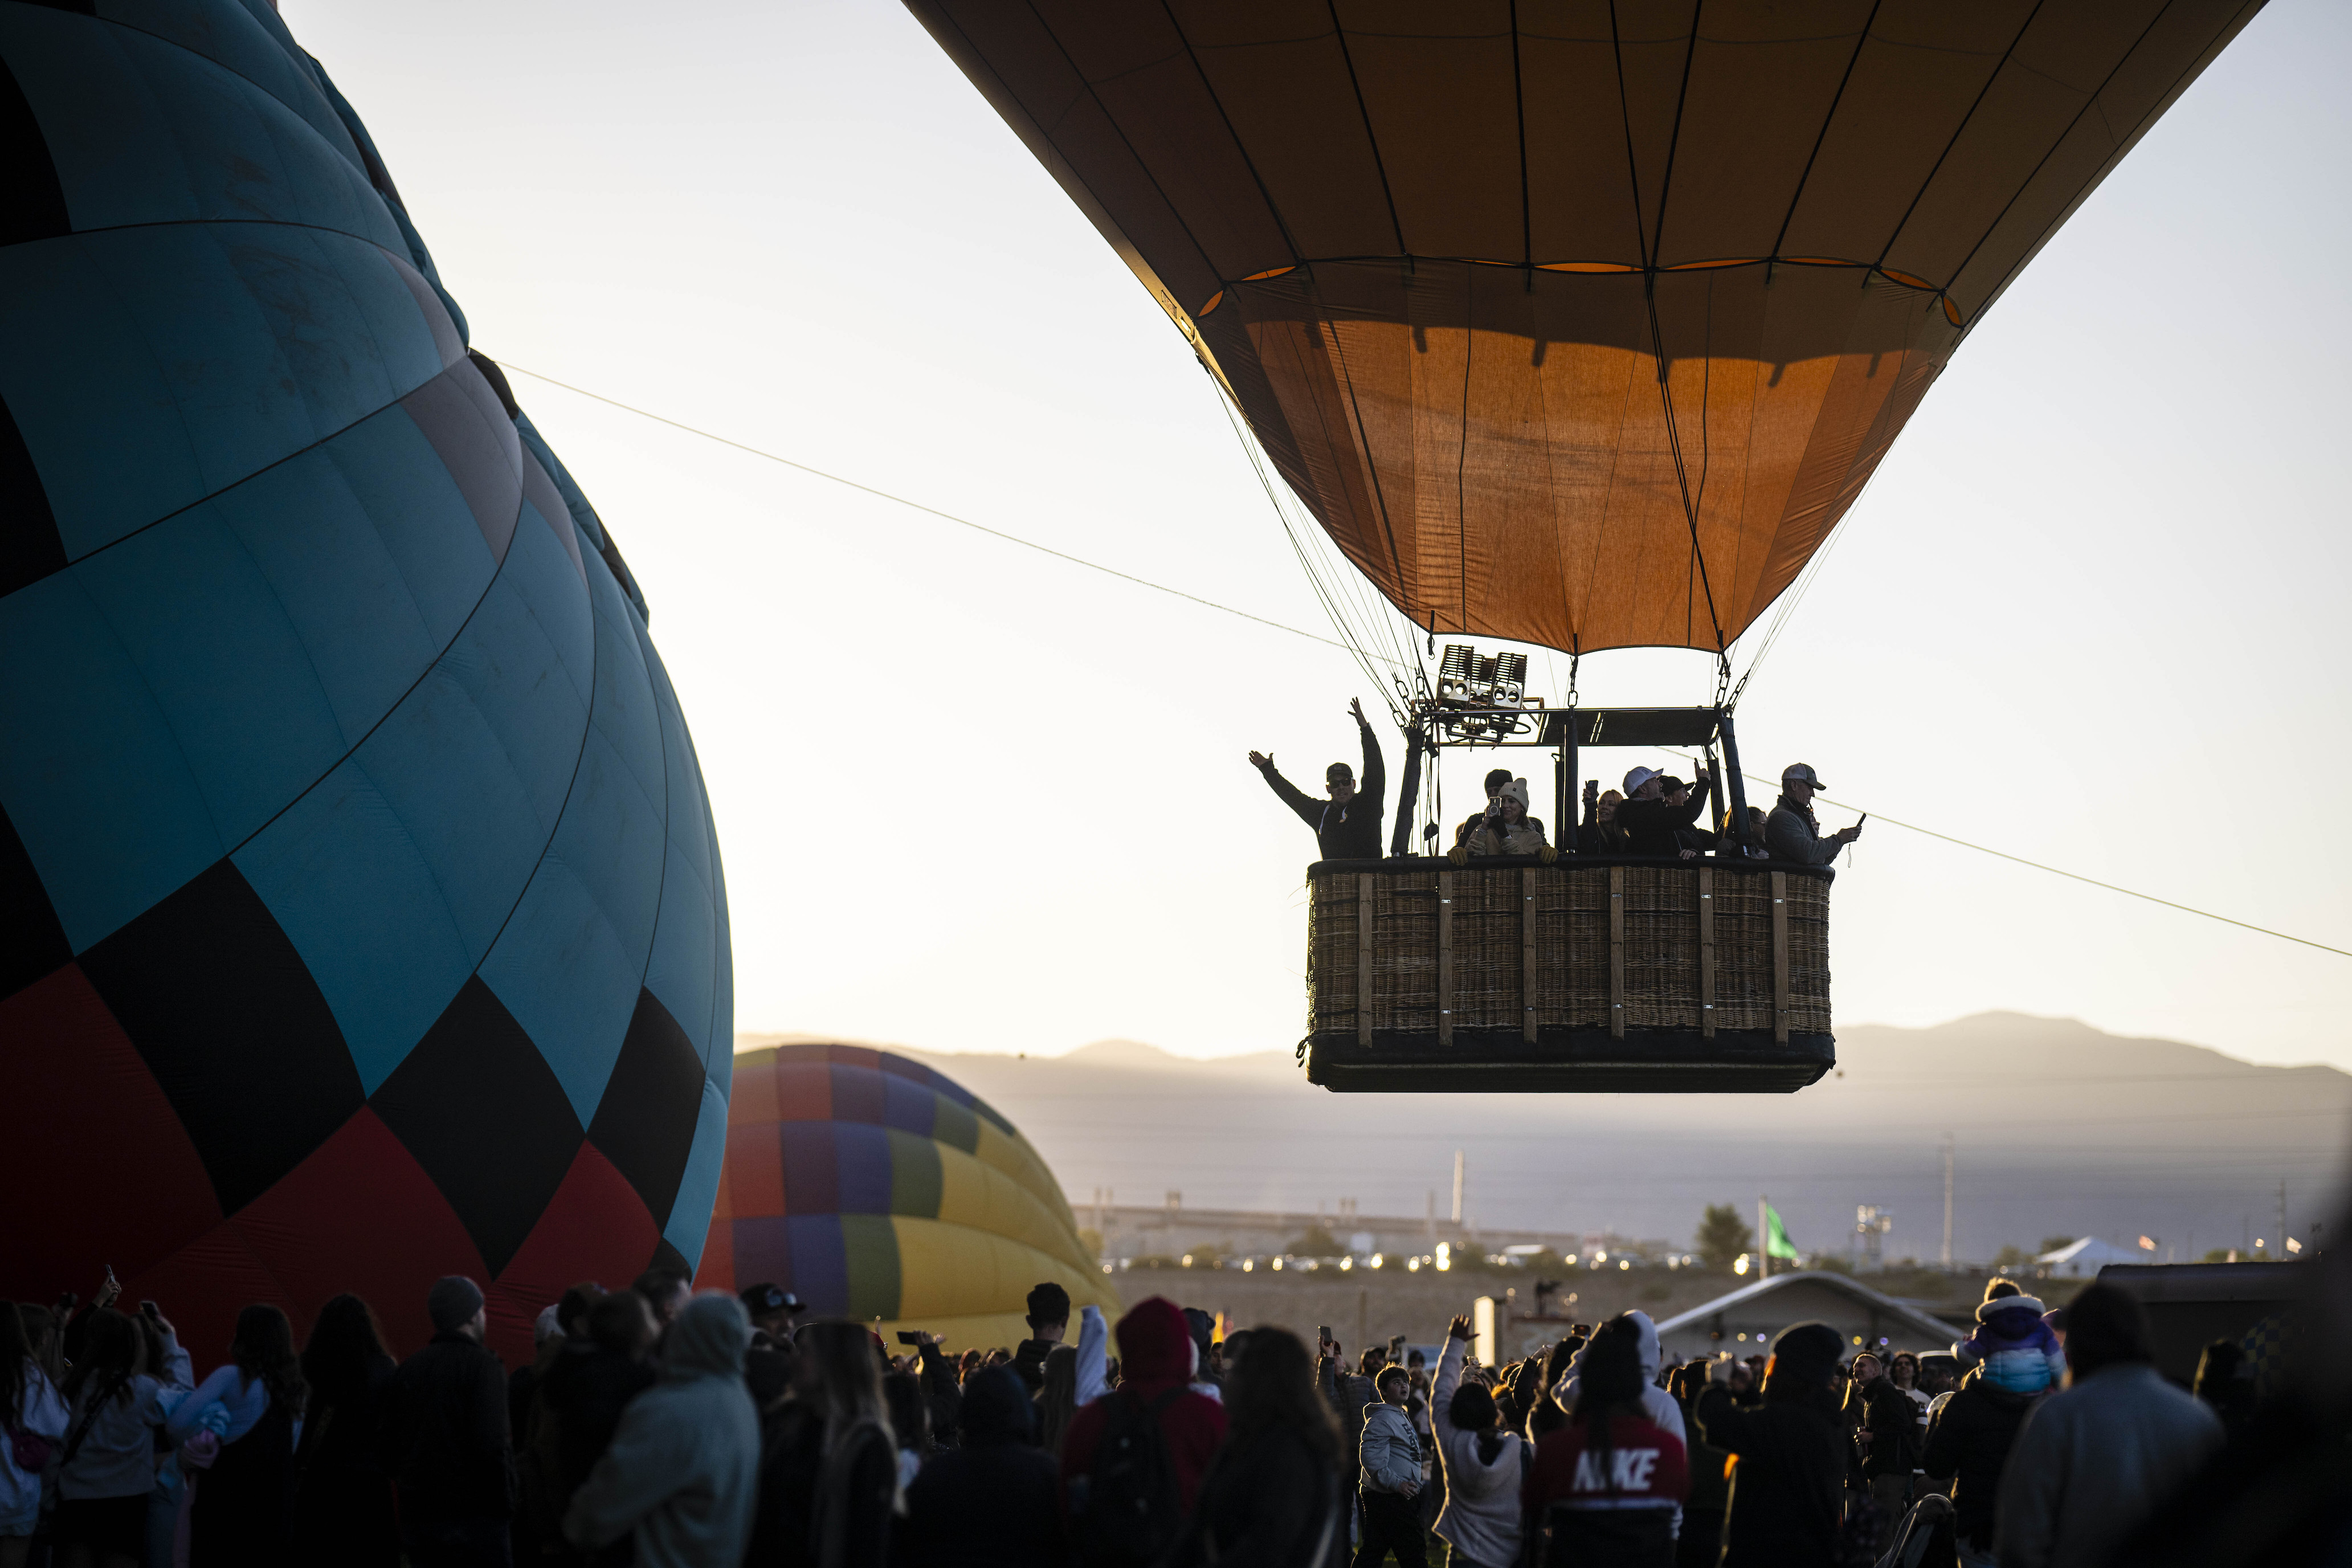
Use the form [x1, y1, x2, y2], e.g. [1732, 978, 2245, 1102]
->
[1247, 750, 1273, 772]
[1447, 1314, 1473, 1342]
[1348, 696, 1368, 726]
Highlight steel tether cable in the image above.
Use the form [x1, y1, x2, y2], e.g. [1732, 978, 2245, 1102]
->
[498, 362, 1380, 663]
[505, 360, 2347, 965]
[1706, 767, 2351, 961]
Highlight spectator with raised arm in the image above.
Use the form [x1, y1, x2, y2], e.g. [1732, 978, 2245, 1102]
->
[1430, 1316, 1525, 1568]
[1250, 699, 1386, 861]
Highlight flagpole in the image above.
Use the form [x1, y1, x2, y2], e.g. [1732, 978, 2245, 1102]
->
[1759, 1195, 1769, 1280]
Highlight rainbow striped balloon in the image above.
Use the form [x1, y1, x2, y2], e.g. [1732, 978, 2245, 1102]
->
[701, 1043, 1107, 1347]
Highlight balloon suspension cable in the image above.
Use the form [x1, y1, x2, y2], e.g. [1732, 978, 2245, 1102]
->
[1203, 365, 1424, 722]
[1640, 272, 1732, 679]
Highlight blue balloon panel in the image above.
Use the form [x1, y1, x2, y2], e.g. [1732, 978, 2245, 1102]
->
[0, 0, 733, 1366]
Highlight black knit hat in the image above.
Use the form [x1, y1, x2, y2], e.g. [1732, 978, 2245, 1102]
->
[1769, 1321, 1845, 1383]
[427, 1275, 484, 1334]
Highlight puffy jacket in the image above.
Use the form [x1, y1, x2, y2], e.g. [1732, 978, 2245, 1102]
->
[1358, 1402, 1420, 1494]
[1961, 1297, 2067, 1396]
[1431, 1337, 1523, 1567]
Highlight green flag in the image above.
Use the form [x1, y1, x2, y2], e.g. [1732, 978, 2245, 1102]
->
[1765, 1205, 1799, 1261]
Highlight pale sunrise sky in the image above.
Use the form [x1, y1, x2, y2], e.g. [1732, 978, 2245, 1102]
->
[290, 0, 2352, 1071]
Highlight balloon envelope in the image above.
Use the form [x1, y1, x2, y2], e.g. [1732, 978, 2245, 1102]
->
[0, 0, 730, 1363]
[909, 0, 2260, 653]
[701, 1044, 1108, 1348]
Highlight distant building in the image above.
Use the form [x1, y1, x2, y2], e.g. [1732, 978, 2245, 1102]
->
[2035, 1237, 2145, 1276]
[1653, 1272, 1962, 1362]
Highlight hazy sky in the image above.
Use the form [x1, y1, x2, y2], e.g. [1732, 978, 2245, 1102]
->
[294, 1, 2352, 1071]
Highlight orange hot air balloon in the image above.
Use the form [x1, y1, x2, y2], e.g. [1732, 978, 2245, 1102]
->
[908, 1, 2260, 655]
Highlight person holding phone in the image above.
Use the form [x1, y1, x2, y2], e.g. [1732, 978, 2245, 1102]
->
[1765, 763, 1863, 865]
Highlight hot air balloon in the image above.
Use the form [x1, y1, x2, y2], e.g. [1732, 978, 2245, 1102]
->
[700, 1045, 1108, 1347]
[909, 1, 2257, 1092]
[0, 1, 730, 1361]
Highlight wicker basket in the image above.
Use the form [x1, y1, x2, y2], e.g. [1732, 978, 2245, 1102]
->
[1308, 858, 1831, 1045]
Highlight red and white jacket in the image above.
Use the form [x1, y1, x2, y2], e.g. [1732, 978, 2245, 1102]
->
[1522, 1410, 1690, 1517]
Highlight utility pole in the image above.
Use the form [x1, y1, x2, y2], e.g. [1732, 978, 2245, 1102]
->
[1942, 1133, 1955, 1269]
[1452, 1150, 1465, 1226]
[1758, 1195, 1769, 1280]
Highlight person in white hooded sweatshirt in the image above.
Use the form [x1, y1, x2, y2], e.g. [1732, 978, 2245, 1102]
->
[1430, 1316, 1524, 1568]
[564, 1293, 761, 1568]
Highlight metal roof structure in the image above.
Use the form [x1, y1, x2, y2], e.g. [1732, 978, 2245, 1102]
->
[1654, 1270, 1964, 1358]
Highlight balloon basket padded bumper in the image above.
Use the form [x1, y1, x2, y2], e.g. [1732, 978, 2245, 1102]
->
[1303, 856, 1834, 1095]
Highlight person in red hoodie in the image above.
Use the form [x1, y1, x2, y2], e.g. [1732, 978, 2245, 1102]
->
[1522, 1317, 1688, 1567]
[1061, 1297, 1228, 1566]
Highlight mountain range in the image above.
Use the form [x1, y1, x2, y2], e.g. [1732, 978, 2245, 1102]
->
[736, 1014, 2352, 1267]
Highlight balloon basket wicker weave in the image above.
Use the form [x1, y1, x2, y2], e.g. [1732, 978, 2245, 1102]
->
[1303, 858, 1833, 1093]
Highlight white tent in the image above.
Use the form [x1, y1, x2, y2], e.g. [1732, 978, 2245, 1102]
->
[2036, 1236, 2146, 1276]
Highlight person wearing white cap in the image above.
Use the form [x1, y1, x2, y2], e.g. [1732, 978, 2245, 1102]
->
[1449, 777, 1556, 862]
[1766, 763, 1861, 864]
[1617, 764, 1714, 858]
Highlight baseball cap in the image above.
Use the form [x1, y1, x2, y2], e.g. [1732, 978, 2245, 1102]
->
[739, 1283, 803, 1317]
[1325, 761, 1355, 783]
[1782, 762, 1825, 789]
[1623, 766, 1661, 795]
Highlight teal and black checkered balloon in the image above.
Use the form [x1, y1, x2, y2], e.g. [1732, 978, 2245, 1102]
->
[0, 0, 730, 1362]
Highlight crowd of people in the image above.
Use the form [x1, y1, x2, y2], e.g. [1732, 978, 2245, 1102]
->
[1250, 700, 1861, 868]
[2, 1261, 2312, 1568]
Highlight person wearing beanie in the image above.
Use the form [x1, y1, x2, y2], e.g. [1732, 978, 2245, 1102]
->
[1692, 1322, 1848, 1567]
[1060, 1297, 1228, 1559]
[1450, 776, 1557, 863]
[1993, 1284, 2223, 1568]
[378, 1276, 516, 1565]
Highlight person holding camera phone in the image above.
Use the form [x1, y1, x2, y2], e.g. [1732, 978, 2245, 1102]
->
[52, 1273, 192, 1568]
[1448, 777, 1554, 863]
[1766, 763, 1863, 865]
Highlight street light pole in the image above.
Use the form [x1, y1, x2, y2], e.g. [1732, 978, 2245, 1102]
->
[1942, 1133, 1955, 1270]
